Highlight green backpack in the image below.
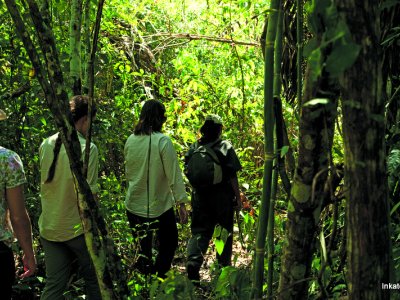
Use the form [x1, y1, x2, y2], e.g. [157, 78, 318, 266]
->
[186, 140, 223, 188]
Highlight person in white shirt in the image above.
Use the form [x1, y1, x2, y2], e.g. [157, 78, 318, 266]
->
[124, 100, 188, 278]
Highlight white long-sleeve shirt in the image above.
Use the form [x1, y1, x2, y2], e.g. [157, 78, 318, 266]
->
[124, 132, 188, 218]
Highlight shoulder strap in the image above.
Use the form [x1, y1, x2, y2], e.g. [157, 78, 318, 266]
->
[209, 139, 221, 149]
[203, 140, 221, 164]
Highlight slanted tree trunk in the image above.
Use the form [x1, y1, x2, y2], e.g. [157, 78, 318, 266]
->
[4, 0, 128, 298]
[336, 1, 391, 299]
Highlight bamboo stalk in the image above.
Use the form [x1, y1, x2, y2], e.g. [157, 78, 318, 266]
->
[252, 0, 281, 298]
[266, 5, 283, 298]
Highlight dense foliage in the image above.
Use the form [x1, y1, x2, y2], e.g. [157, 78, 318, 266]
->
[0, 0, 399, 299]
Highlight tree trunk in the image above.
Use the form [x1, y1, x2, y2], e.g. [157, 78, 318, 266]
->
[277, 68, 338, 300]
[277, 1, 341, 293]
[4, 1, 127, 298]
[69, 0, 83, 95]
[266, 4, 283, 298]
[336, 1, 391, 299]
[296, 0, 303, 107]
[83, 0, 105, 178]
[82, 0, 91, 94]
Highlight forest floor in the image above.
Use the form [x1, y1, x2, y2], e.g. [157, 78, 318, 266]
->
[172, 227, 253, 299]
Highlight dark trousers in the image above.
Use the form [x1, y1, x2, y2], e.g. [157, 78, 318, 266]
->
[187, 186, 234, 274]
[127, 208, 178, 278]
[0, 241, 15, 300]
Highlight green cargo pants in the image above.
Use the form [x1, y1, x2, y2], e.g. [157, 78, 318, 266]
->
[40, 235, 101, 300]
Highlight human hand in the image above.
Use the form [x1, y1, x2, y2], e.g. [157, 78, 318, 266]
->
[20, 254, 37, 278]
[234, 196, 242, 211]
[178, 203, 189, 224]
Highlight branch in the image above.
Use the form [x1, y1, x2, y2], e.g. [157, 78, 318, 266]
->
[0, 82, 31, 101]
[83, 0, 105, 177]
[143, 32, 260, 47]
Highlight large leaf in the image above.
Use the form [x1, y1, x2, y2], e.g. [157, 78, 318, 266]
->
[325, 42, 361, 77]
[309, 48, 322, 82]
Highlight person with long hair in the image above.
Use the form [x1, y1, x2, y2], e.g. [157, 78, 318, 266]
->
[0, 109, 36, 300]
[185, 114, 242, 283]
[39, 96, 101, 299]
[124, 99, 188, 278]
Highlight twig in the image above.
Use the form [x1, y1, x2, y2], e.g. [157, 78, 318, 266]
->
[0, 82, 31, 101]
[143, 32, 260, 47]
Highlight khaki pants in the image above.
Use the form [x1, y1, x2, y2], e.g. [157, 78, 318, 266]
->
[40, 235, 101, 300]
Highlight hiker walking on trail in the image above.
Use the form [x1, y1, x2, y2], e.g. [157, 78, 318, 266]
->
[0, 109, 36, 300]
[39, 96, 101, 300]
[185, 114, 242, 282]
[124, 100, 189, 279]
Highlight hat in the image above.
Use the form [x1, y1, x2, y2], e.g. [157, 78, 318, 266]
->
[0, 109, 7, 121]
[205, 114, 223, 125]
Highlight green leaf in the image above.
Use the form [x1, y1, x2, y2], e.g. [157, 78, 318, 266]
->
[303, 98, 330, 107]
[242, 183, 250, 190]
[280, 145, 289, 158]
[390, 201, 400, 216]
[213, 224, 222, 238]
[388, 149, 400, 175]
[319, 230, 327, 263]
[215, 238, 225, 255]
[308, 48, 322, 82]
[325, 43, 361, 77]
[303, 38, 319, 57]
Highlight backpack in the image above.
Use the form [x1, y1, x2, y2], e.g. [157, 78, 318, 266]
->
[186, 140, 223, 188]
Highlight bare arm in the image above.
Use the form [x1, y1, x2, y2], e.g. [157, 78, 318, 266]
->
[229, 173, 242, 210]
[7, 185, 36, 278]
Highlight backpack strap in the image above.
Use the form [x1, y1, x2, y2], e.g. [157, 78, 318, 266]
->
[203, 139, 221, 164]
[209, 139, 221, 149]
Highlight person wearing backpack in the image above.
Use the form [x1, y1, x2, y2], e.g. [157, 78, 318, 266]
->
[124, 100, 189, 279]
[185, 114, 242, 283]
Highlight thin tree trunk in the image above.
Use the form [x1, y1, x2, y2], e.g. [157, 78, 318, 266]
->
[266, 6, 283, 298]
[296, 0, 303, 106]
[272, 3, 291, 197]
[253, 1, 280, 298]
[82, 0, 91, 94]
[336, 1, 391, 299]
[69, 0, 83, 95]
[83, 0, 105, 178]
